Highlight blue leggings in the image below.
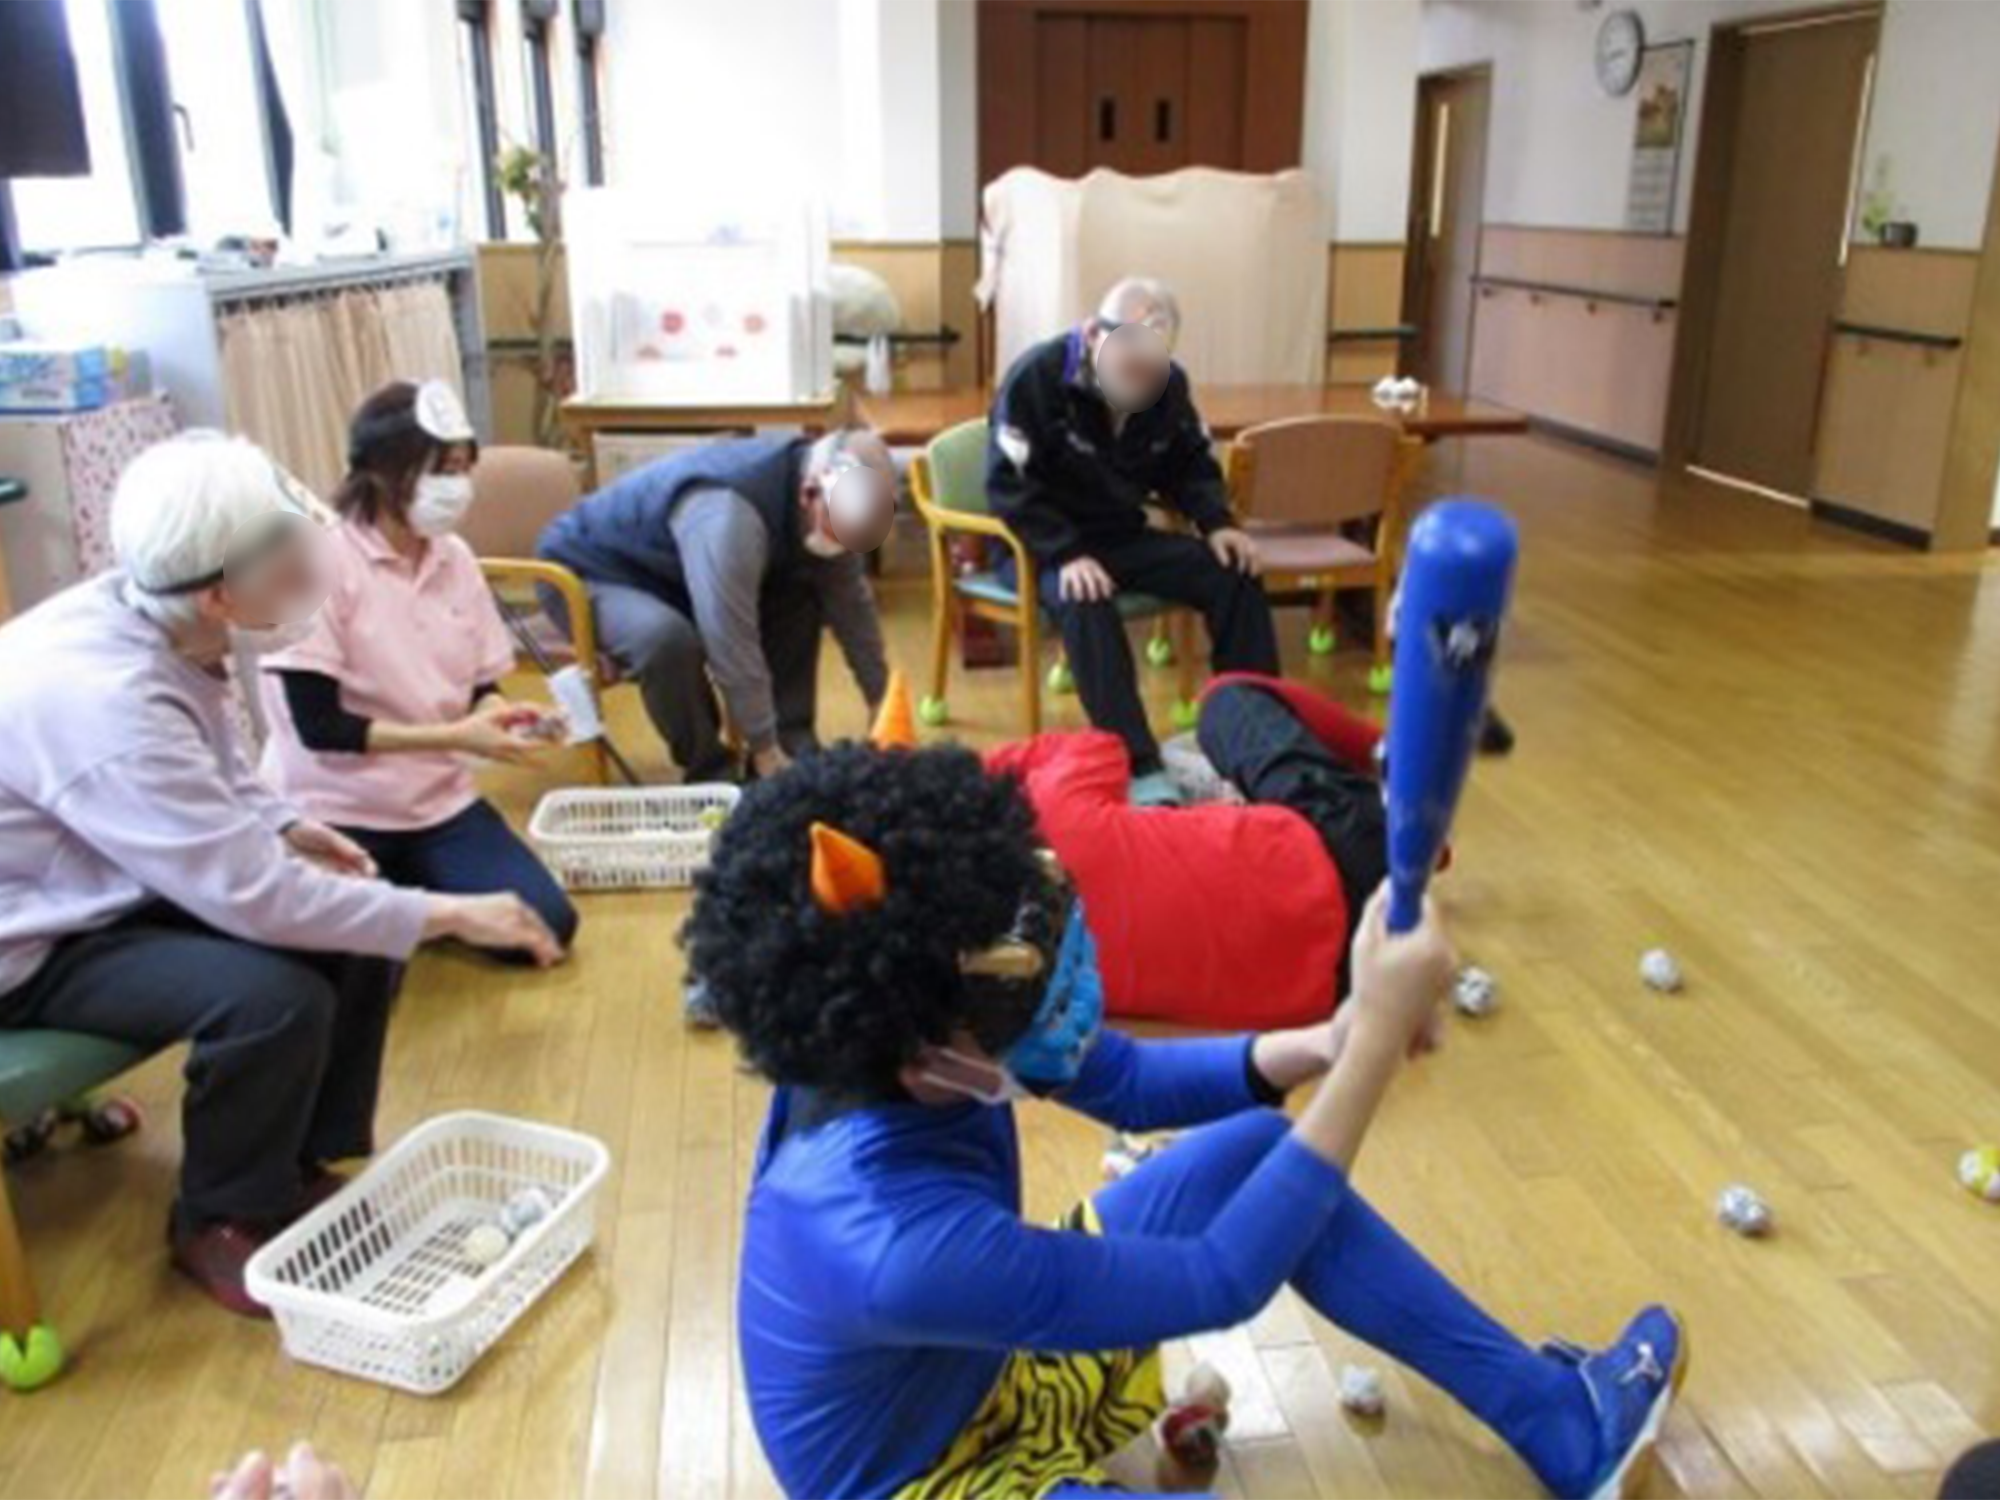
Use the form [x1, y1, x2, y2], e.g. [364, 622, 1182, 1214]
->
[343, 798, 579, 963]
[1088, 1110, 1596, 1495]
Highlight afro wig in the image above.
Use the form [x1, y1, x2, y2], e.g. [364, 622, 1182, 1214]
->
[684, 742, 1044, 1097]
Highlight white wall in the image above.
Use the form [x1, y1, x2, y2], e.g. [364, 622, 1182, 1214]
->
[1419, 0, 2000, 250]
[1304, 0, 1423, 242]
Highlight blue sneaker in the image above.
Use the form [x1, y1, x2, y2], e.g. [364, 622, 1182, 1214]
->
[1541, 1305, 1688, 1499]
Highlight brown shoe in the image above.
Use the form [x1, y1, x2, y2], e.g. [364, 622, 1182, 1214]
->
[169, 1219, 274, 1319]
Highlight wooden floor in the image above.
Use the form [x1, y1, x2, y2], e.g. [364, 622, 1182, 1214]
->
[3, 434, 1998, 1500]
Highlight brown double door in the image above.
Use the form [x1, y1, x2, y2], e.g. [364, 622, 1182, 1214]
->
[1031, 11, 1247, 175]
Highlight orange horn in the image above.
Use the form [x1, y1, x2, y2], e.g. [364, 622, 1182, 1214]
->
[871, 670, 918, 750]
[810, 821, 887, 914]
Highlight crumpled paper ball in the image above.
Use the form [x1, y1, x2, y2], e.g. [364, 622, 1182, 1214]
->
[1337, 1362, 1387, 1417]
[1715, 1183, 1773, 1237]
[1102, 1131, 1174, 1182]
[1454, 966, 1500, 1017]
[462, 1222, 512, 1267]
[1957, 1145, 2000, 1202]
[1639, 948, 1684, 993]
[500, 1186, 555, 1237]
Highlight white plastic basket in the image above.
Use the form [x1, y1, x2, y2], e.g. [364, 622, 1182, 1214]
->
[527, 784, 741, 890]
[245, 1111, 611, 1395]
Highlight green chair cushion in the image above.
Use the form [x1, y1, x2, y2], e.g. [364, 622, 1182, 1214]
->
[925, 419, 993, 516]
[0, 1031, 152, 1125]
[953, 570, 1173, 622]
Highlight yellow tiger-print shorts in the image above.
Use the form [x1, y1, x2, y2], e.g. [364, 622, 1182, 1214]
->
[892, 1202, 1166, 1500]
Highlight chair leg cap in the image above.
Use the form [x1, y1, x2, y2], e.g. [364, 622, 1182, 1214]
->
[1171, 699, 1200, 731]
[0, 1325, 65, 1393]
[917, 696, 949, 728]
[1367, 664, 1394, 696]
[1047, 662, 1076, 695]
[1145, 636, 1176, 668]
[1308, 625, 1338, 656]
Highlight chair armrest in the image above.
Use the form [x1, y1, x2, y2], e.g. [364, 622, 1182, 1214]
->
[480, 558, 600, 684]
[908, 498, 1039, 601]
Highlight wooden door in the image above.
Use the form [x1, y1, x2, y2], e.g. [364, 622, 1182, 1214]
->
[1688, 13, 1877, 498]
[979, 0, 1305, 188]
[1403, 69, 1490, 396]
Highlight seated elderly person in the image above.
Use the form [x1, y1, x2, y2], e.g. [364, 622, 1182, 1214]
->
[989, 277, 1281, 805]
[0, 433, 559, 1316]
[537, 429, 897, 783]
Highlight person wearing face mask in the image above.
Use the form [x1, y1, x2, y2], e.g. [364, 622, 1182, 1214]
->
[989, 276, 1280, 806]
[691, 743, 1687, 1500]
[536, 428, 895, 783]
[0, 431, 561, 1316]
[257, 380, 577, 959]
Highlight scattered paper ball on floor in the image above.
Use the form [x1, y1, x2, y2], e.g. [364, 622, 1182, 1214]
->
[500, 1187, 555, 1237]
[1715, 1184, 1773, 1237]
[1639, 948, 1684, 993]
[1958, 1146, 2000, 1203]
[1454, 966, 1500, 1017]
[1337, 1363, 1387, 1417]
[462, 1223, 512, 1268]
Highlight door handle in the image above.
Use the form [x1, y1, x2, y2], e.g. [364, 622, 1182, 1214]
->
[1098, 98, 1116, 142]
[1155, 99, 1172, 143]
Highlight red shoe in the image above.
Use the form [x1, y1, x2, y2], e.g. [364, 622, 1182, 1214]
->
[169, 1219, 274, 1319]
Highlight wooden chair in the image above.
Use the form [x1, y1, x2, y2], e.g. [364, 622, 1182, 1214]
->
[465, 446, 621, 784]
[1226, 416, 1422, 694]
[909, 418, 1197, 737]
[1, 1032, 156, 1392]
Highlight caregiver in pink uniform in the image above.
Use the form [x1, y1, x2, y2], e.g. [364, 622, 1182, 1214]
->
[259, 380, 578, 961]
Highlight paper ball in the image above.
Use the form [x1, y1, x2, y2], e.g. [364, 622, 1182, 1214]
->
[462, 1223, 512, 1268]
[1639, 948, 1684, 993]
[1958, 1146, 2000, 1203]
[1454, 966, 1500, 1017]
[1715, 1184, 1773, 1237]
[1337, 1363, 1386, 1417]
[500, 1187, 555, 1238]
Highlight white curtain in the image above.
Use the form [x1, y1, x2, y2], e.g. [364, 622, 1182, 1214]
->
[980, 167, 1329, 387]
[218, 279, 465, 498]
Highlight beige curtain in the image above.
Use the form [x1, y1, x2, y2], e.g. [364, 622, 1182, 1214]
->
[218, 278, 466, 498]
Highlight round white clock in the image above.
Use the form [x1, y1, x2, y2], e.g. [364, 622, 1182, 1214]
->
[1596, 9, 1646, 97]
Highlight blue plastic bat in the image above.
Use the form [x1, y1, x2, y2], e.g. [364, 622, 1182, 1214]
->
[1384, 499, 1519, 933]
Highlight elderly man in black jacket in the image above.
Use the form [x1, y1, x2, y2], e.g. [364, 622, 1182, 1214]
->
[988, 277, 1279, 804]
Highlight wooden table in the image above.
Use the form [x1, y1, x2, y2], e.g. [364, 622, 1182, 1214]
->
[561, 391, 846, 487]
[859, 384, 1529, 447]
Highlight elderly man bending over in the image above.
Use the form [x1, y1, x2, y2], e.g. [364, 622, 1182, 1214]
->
[0, 433, 558, 1316]
[989, 277, 1280, 805]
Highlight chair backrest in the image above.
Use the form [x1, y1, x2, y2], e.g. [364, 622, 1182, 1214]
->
[465, 445, 583, 557]
[1229, 416, 1405, 528]
[921, 418, 992, 516]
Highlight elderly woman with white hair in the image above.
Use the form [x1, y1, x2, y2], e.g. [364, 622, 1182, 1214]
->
[0, 432, 559, 1317]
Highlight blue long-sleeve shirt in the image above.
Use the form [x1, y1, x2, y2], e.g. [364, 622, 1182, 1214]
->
[739, 1030, 1349, 1499]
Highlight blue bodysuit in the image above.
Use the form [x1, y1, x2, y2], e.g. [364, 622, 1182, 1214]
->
[740, 1030, 1596, 1500]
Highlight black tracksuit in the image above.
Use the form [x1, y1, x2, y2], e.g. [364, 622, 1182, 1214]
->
[987, 329, 1279, 770]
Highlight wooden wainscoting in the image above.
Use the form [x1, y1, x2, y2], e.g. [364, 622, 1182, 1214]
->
[1810, 247, 1979, 543]
[1325, 242, 1406, 385]
[1466, 225, 1684, 459]
[829, 240, 981, 393]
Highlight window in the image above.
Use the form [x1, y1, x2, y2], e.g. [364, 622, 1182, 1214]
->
[457, 0, 505, 239]
[156, 0, 279, 241]
[522, 0, 559, 173]
[574, 0, 605, 187]
[11, 0, 143, 254]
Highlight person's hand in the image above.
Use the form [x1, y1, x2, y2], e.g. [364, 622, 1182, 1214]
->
[427, 892, 563, 966]
[283, 821, 376, 879]
[488, 698, 569, 744]
[1208, 527, 1261, 576]
[752, 744, 793, 779]
[1346, 885, 1455, 1056]
[212, 1443, 358, 1500]
[1058, 556, 1116, 604]
[451, 698, 547, 765]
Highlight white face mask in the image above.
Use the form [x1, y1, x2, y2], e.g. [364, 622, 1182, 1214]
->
[231, 618, 319, 655]
[917, 1047, 1025, 1108]
[410, 473, 475, 537]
